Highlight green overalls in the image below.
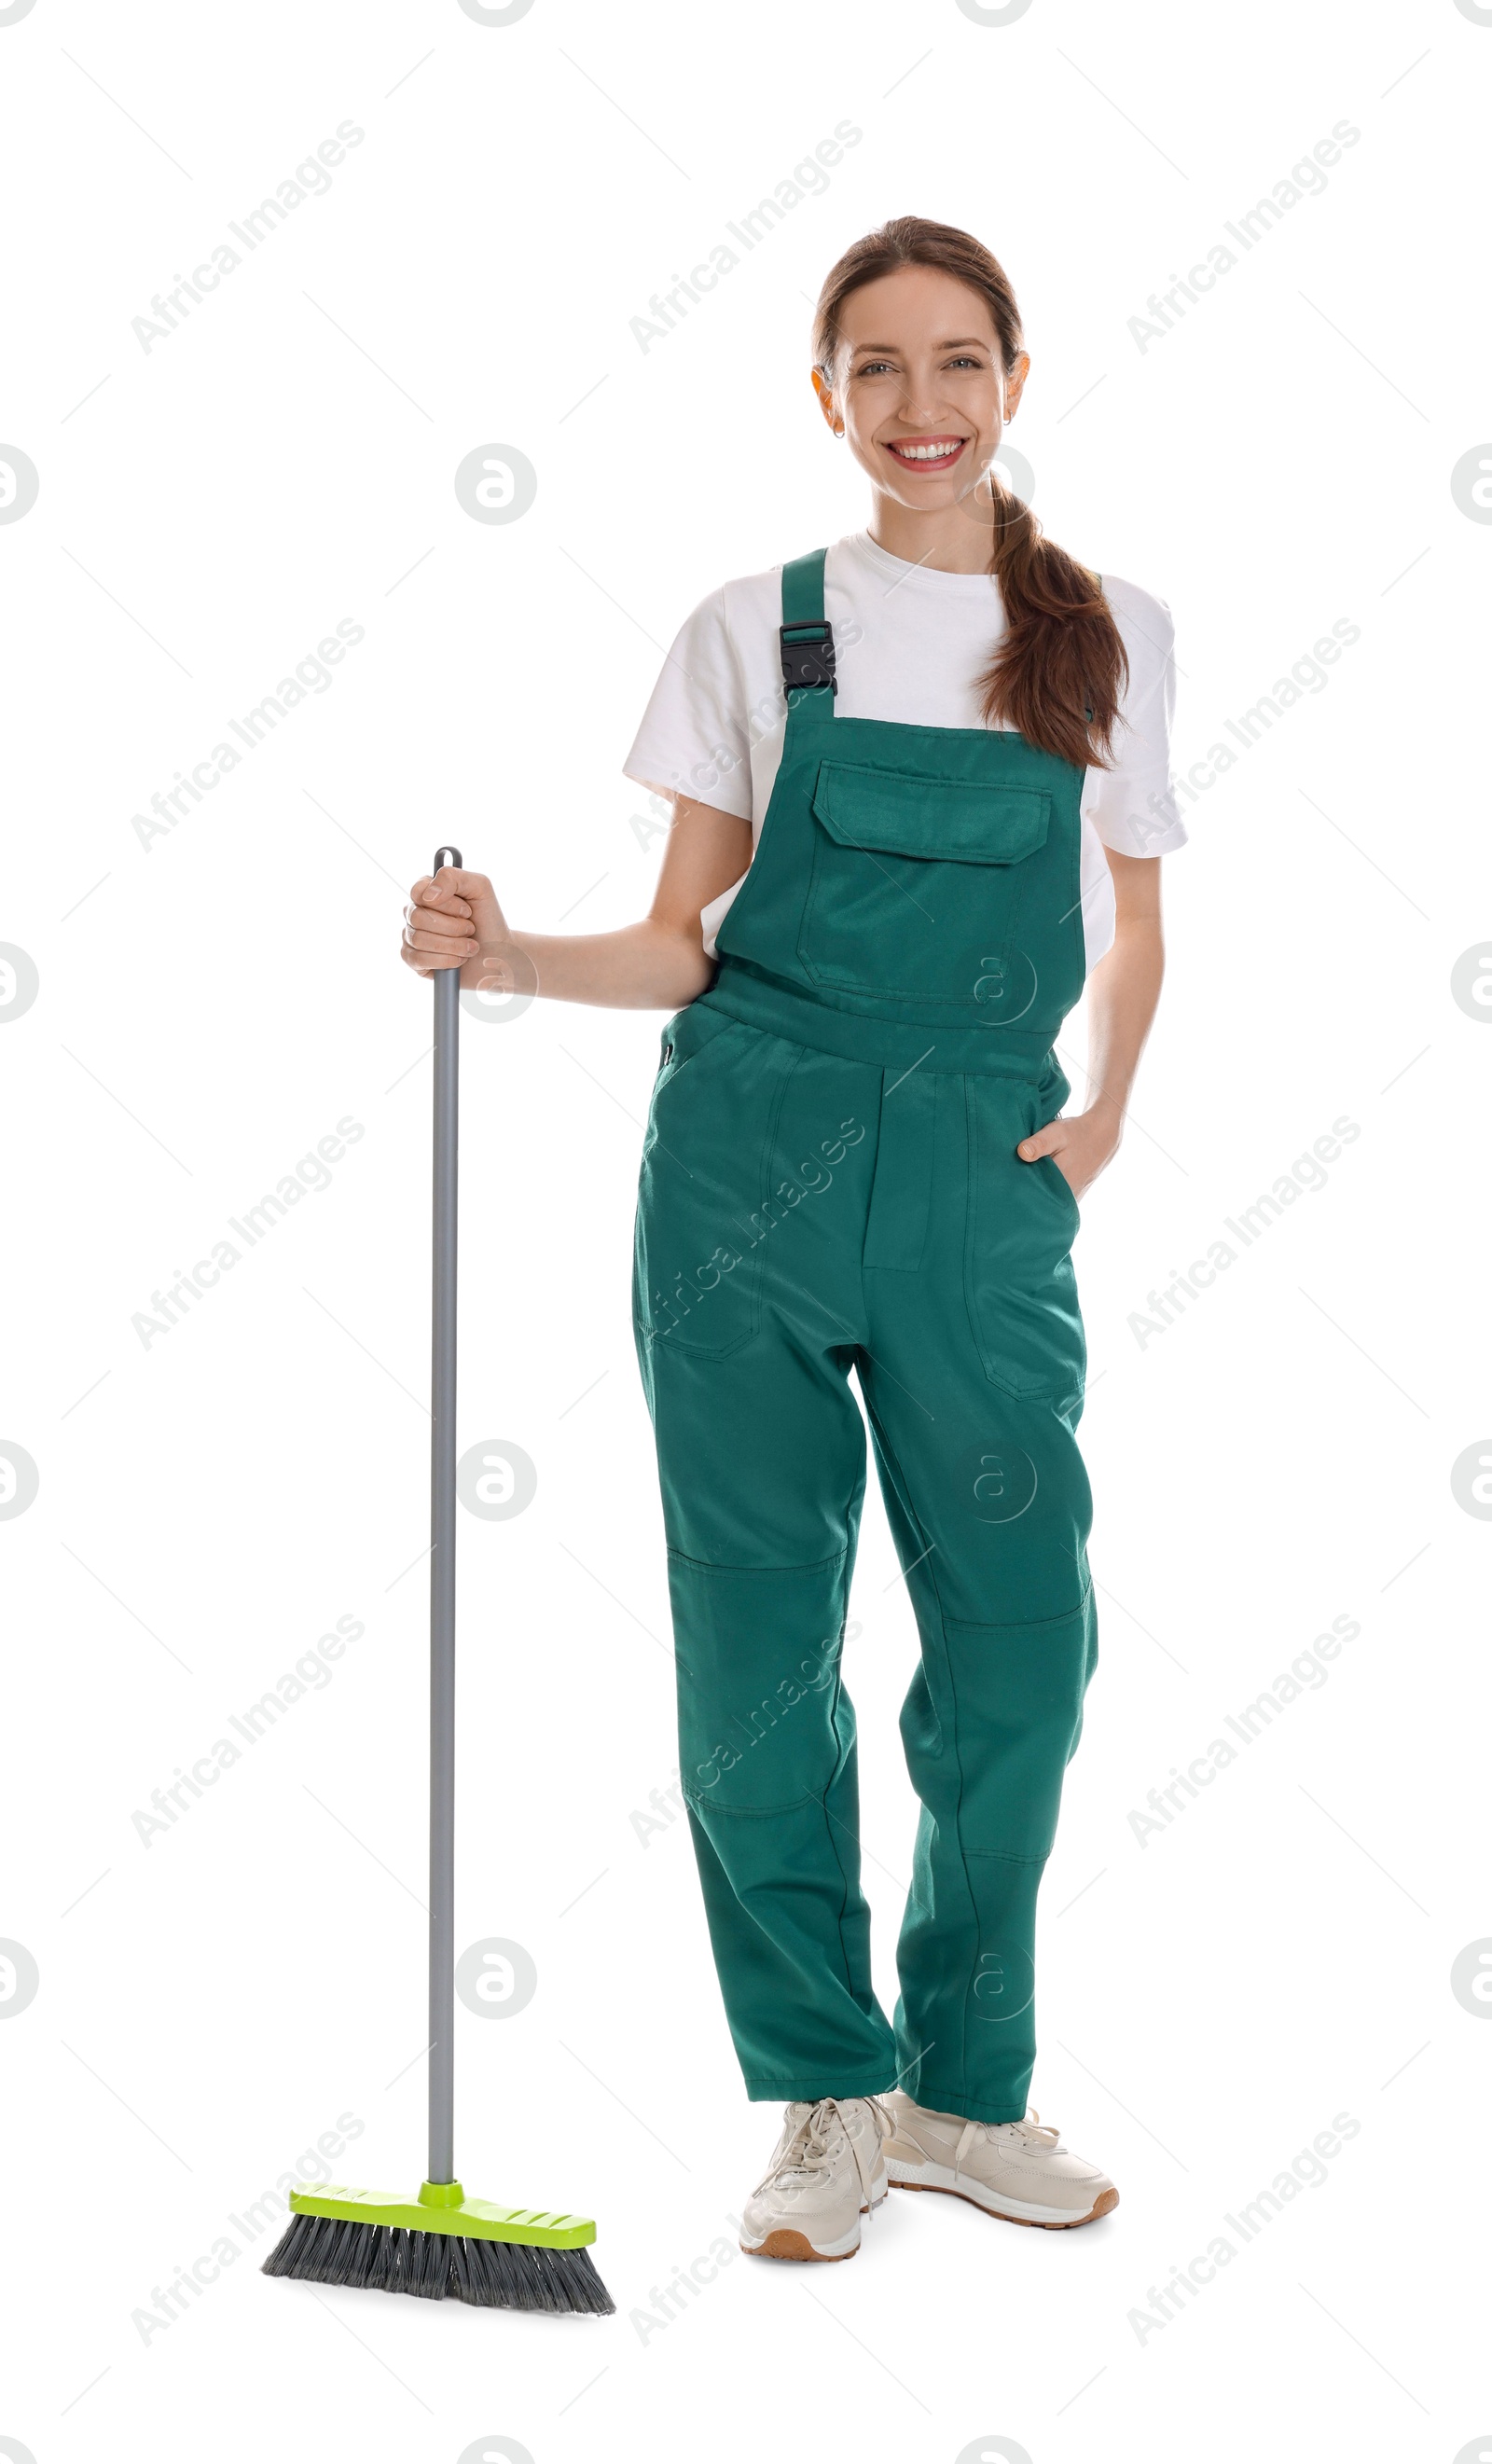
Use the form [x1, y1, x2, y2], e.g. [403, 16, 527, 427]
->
[633, 548, 1097, 2126]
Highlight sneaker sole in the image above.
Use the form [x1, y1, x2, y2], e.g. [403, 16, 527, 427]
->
[888, 2168, 1119, 2229]
[739, 2191, 884, 2263]
[739, 2228, 860, 2263]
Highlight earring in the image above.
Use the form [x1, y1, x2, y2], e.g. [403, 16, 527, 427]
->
[834, 423, 845, 437]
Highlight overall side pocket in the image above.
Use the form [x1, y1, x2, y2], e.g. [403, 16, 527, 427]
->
[634, 1015, 790, 1361]
[962, 1077, 1085, 1405]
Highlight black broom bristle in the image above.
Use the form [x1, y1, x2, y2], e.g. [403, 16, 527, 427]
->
[261, 2210, 614, 2315]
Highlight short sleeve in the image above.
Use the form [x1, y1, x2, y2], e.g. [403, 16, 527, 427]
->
[623, 588, 755, 821]
[1084, 588, 1186, 858]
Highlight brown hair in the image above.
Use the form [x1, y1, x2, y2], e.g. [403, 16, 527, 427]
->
[812, 216, 1127, 771]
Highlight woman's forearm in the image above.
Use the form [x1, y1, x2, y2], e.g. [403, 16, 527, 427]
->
[1080, 916, 1165, 1132]
[483, 918, 716, 1010]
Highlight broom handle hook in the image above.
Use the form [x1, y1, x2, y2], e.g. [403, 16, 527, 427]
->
[429, 843, 462, 2184]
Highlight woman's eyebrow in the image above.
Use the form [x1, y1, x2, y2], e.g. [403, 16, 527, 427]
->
[850, 337, 992, 353]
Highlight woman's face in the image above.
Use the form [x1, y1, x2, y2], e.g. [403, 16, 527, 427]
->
[813, 265, 1028, 516]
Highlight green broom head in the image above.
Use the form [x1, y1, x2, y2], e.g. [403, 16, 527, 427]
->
[261, 2178, 614, 2315]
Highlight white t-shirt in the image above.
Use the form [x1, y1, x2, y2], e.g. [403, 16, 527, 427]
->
[624, 530, 1184, 973]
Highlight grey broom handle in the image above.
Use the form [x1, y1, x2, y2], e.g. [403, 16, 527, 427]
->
[428, 842, 462, 2186]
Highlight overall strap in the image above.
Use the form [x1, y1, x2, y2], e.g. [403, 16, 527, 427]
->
[780, 547, 836, 704]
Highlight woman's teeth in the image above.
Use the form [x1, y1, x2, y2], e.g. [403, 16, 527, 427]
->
[890, 440, 962, 462]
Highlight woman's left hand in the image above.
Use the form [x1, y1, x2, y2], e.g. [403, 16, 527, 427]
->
[1016, 1107, 1121, 1202]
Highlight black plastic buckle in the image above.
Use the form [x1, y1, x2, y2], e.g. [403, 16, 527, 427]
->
[780, 619, 837, 696]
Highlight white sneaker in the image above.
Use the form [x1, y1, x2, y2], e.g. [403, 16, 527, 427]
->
[883, 2093, 1117, 2228]
[739, 2096, 892, 2262]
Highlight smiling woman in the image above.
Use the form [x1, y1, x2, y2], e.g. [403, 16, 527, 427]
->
[400, 211, 1184, 2272]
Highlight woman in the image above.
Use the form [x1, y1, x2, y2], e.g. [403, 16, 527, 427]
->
[401, 217, 1183, 2264]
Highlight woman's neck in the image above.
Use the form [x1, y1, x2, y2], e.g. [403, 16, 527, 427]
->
[866, 479, 995, 575]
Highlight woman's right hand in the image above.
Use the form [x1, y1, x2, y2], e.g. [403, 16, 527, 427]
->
[400, 865, 518, 989]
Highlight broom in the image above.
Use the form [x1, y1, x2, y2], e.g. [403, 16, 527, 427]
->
[264, 845, 614, 2316]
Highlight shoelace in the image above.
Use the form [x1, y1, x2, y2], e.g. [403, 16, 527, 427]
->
[757, 2096, 893, 2206]
[953, 2110, 1062, 2170]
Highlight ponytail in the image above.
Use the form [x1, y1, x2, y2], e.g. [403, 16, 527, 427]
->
[982, 482, 1126, 770]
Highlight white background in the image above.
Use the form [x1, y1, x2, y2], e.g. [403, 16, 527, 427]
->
[2, 1, 1489, 2458]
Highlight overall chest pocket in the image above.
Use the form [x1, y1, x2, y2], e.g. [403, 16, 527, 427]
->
[798, 762, 1051, 1010]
